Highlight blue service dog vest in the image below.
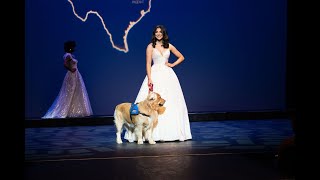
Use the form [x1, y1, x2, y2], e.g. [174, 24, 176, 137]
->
[130, 103, 139, 115]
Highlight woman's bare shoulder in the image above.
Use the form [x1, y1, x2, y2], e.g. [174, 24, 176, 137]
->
[169, 43, 176, 50]
[146, 43, 153, 51]
[147, 43, 153, 48]
[63, 53, 72, 59]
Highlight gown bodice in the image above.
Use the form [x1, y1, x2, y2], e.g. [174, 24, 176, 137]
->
[152, 48, 170, 65]
[63, 53, 78, 69]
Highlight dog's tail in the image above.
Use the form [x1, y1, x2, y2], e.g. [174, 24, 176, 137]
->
[114, 105, 126, 134]
[116, 104, 136, 132]
[113, 106, 120, 125]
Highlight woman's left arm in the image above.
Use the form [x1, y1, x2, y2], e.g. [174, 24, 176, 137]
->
[166, 44, 184, 68]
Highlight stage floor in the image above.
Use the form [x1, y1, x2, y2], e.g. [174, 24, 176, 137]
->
[25, 119, 295, 179]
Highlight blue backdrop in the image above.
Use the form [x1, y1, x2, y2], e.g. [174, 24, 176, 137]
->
[25, 0, 287, 118]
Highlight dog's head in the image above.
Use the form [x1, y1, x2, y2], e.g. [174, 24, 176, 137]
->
[147, 91, 166, 115]
[139, 91, 166, 116]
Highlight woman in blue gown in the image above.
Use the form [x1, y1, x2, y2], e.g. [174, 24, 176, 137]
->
[42, 41, 93, 119]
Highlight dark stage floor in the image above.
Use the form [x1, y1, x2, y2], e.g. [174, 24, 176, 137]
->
[24, 119, 296, 180]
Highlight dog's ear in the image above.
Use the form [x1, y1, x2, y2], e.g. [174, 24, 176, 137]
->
[157, 106, 166, 115]
[147, 91, 157, 101]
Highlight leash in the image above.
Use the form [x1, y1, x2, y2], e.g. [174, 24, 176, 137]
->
[148, 83, 153, 92]
[129, 83, 153, 121]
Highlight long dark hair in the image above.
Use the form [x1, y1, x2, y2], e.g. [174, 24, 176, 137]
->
[64, 40, 76, 53]
[151, 25, 169, 48]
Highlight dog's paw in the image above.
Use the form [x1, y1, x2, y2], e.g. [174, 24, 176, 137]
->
[116, 139, 123, 144]
[137, 140, 144, 144]
[149, 140, 156, 145]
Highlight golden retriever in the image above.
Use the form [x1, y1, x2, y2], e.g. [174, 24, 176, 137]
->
[114, 91, 166, 144]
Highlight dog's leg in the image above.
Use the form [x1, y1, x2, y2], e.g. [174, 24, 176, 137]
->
[146, 114, 157, 144]
[114, 111, 124, 144]
[123, 123, 135, 143]
[115, 125, 123, 144]
[134, 125, 144, 144]
[146, 128, 156, 144]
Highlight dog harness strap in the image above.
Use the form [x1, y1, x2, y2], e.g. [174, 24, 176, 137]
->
[139, 112, 150, 117]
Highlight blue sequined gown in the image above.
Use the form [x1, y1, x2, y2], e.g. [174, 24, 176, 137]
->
[42, 53, 93, 118]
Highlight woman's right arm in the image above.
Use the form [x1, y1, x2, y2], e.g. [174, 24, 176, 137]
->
[146, 44, 153, 86]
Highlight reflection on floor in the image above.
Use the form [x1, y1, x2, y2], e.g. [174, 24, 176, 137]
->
[25, 119, 296, 180]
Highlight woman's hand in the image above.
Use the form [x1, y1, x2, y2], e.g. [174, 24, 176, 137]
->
[165, 62, 174, 68]
[148, 83, 153, 91]
[148, 78, 153, 91]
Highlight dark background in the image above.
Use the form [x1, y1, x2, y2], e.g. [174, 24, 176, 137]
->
[25, 0, 288, 118]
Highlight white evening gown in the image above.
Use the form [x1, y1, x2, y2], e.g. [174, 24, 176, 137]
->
[124, 47, 192, 142]
[42, 53, 93, 119]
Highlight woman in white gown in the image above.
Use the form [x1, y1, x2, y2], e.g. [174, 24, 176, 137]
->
[42, 41, 93, 119]
[125, 25, 192, 142]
